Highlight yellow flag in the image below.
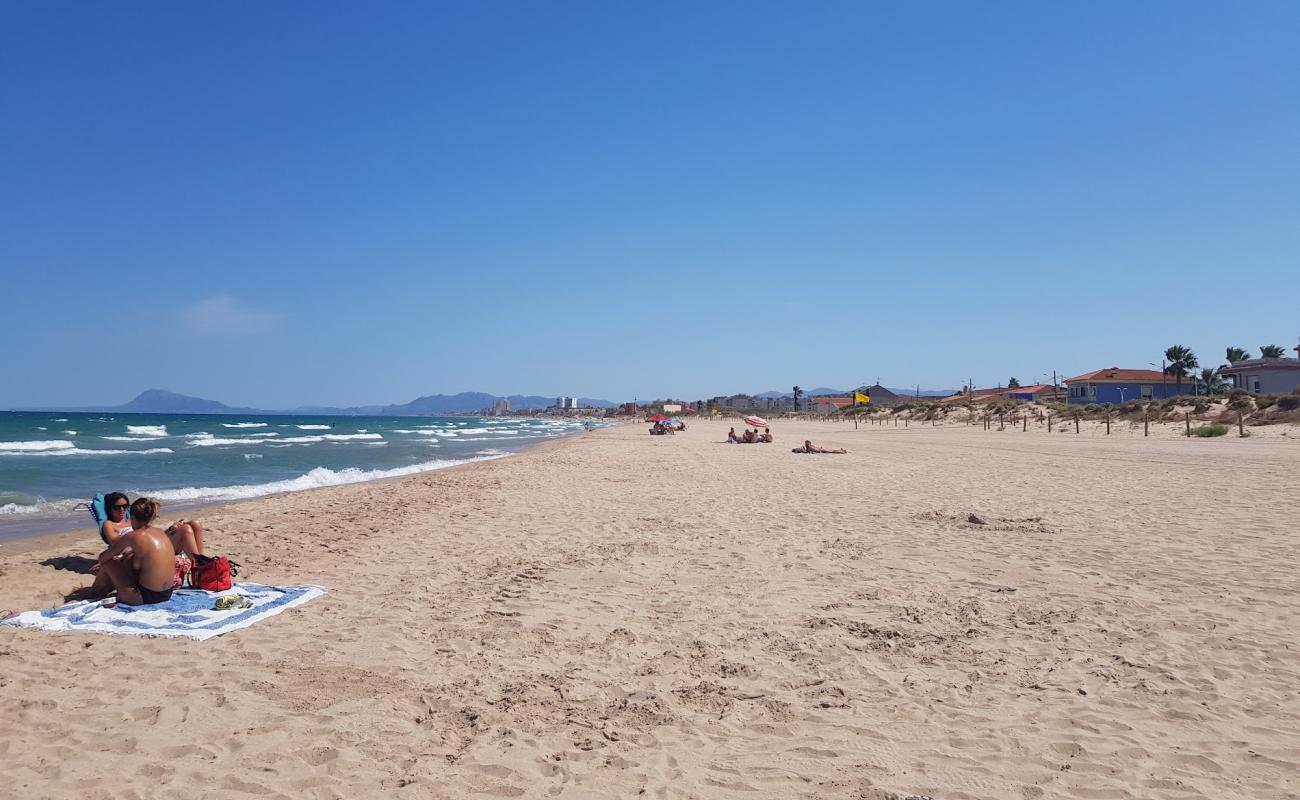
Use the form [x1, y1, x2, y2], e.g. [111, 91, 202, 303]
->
[855, 391, 871, 405]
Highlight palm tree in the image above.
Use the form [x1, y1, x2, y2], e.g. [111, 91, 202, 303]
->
[1164, 345, 1199, 394]
[1226, 346, 1251, 363]
[1008, 377, 1021, 388]
[1260, 344, 1287, 358]
[1198, 367, 1227, 395]
[792, 385, 803, 410]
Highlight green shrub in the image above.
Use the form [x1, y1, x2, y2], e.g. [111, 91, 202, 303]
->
[1279, 396, 1300, 411]
[1189, 424, 1229, 438]
[1256, 394, 1279, 410]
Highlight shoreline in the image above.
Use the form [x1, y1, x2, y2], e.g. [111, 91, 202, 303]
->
[0, 425, 598, 546]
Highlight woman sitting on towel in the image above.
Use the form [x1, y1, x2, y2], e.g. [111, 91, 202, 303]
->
[100, 490, 207, 559]
[73, 498, 180, 605]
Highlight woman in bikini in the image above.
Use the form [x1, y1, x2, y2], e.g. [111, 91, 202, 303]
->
[75, 498, 182, 605]
[100, 491, 207, 559]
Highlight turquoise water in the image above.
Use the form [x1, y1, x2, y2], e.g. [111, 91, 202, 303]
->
[0, 411, 588, 540]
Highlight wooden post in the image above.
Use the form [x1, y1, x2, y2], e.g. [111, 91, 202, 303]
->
[1048, 413, 1053, 432]
[1023, 414, 1027, 432]
[1106, 413, 1110, 435]
[1144, 412, 1149, 437]
[999, 412, 1005, 431]
[1075, 417, 1080, 434]
[854, 413, 859, 430]
[1238, 411, 1244, 437]
[1185, 412, 1191, 436]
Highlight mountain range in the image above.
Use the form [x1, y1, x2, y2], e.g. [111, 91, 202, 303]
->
[16, 389, 618, 416]
[13, 384, 960, 416]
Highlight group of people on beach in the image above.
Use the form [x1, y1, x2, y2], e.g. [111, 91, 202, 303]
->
[727, 427, 773, 444]
[649, 420, 686, 435]
[70, 493, 209, 606]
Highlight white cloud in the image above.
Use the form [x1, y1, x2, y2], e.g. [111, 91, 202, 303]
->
[184, 294, 280, 334]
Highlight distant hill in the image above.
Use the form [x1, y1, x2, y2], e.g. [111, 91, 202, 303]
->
[109, 389, 266, 415]
[14, 389, 618, 416]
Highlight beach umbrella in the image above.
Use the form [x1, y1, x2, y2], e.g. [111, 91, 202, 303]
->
[743, 415, 768, 427]
[647, 413, 670, 422]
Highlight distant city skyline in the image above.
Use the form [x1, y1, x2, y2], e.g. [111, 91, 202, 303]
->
[3, 3, 1297, 409]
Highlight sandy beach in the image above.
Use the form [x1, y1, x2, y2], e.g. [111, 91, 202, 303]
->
[2, 418, 1298, 799]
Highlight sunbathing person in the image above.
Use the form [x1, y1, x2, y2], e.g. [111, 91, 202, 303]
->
[727, 427, 739, 443]
[760, 428, 773, 443]
[742, 428, 756, 443]
[73, 498, 179, 605]
[100, 490, 206, 559]
[99, 491, 133, 542]
[793, 439, 848, 454]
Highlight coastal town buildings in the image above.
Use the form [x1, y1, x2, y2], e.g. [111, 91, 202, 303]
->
[1063, 368, 1187, 404]
[1219, 350, 1300, 395]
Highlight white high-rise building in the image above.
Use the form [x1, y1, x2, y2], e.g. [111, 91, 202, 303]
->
[555, 396, 578, 410]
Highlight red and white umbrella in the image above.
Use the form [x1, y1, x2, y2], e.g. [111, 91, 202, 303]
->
[743, 416, 768, 427]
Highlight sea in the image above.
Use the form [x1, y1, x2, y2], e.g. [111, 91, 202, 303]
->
[0, 411, 592, 541]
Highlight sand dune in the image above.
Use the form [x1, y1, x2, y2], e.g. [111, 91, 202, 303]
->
[1, 419, 1298, 799]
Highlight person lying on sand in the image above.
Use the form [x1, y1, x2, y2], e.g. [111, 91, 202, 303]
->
[71, 498, 179, 605]
[760, 428, 773, 443]
[793, 439, 847, 454]
[742, 429, 756, 443]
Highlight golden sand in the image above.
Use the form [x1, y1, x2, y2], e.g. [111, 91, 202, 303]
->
[1, 419, 1297, 799]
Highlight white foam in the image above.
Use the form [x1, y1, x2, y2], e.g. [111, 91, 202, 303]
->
[53, 418, 69, 422]
[35, 426, 47, 431]
[146, 455, 507, 505]
[243, 453, 263, 460]
[0, 447, 173, 457]
[0, 440, 76, 452]
[222, 422, 268, 428]
[126, 425, 168, 437]
[323, 433, 382, 441]
[186, 435, 266, 447]
[249, 432, 280, 437]
[62, 430, 77, 435]
[0, 502, 44, 515]
[296, 424, 331, 430]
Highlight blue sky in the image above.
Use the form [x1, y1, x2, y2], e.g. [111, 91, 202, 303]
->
[3, 2, 1298, 408]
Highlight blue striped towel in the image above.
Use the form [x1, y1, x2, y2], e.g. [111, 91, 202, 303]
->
[0, 583, 326, 641]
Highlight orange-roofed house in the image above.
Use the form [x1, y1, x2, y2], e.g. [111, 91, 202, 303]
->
[1064, 367, 1181, 404]
[809, 396, 854, 412]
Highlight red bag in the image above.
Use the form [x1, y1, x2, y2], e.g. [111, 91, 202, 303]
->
[190, 554, 238, 591]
